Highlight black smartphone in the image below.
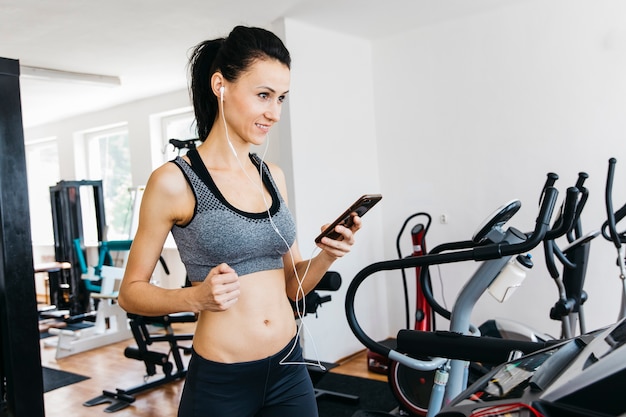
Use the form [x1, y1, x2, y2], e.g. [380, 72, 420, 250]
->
[314, 194, 382, 244]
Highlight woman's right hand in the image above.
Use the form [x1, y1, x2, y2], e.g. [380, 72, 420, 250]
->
[194, 263, 240, 312]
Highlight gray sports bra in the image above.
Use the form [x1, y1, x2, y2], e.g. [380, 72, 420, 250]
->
[170, 150, 296, 281]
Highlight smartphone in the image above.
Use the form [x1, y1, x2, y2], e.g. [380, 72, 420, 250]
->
[314, 194, 382, 244]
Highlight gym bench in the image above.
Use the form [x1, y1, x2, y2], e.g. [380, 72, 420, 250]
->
[83, 312, 196, 413]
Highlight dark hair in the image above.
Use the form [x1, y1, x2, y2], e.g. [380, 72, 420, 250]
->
[188, 26, 291, 140]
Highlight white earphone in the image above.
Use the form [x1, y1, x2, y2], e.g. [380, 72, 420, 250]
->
[219, 85, 238, 157]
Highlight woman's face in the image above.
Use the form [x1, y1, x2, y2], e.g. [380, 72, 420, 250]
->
[222, 58, 290, 147]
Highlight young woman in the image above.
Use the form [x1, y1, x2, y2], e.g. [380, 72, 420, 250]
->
[118, 26, 362, 417]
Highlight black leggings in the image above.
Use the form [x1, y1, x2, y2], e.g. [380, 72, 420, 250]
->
[178, 337, 318, 417]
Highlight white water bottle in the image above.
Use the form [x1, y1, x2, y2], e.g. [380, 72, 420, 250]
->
[488, 254, 533, 303]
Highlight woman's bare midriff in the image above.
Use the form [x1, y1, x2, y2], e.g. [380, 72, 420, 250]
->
[191, 268, 297, 363]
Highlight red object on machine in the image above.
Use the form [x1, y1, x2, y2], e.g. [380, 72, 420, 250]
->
[411, 223, 432, 332]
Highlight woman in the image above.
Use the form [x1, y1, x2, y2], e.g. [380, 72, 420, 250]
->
[118, 26, 362, 417]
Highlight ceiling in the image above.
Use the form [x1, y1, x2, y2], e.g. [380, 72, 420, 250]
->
[0, 0, 526, 128]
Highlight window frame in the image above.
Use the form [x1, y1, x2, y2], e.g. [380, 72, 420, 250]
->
[24, 136, 60, 247]
[75, 123, 132, 244]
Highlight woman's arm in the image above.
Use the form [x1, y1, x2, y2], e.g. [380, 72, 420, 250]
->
[118, 164, 241, 316]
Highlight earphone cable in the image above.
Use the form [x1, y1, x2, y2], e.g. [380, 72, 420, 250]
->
[220, 99, 325, 370]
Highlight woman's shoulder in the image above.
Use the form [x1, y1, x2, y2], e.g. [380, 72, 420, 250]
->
[141, 160, 196, 225]
[146, 159, 191, 199]
[257, 158, 289, 201]
[256, 157, 284, 180]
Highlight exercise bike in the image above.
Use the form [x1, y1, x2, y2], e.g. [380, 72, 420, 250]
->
[346, 176, 563, 417]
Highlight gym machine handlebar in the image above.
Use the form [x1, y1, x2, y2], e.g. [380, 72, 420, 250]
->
[420, 175, 581, 324]
[395, 330, 561, 365]
[345, 183, 559, 359]
[543, 185, 582, 241]
[601, 157, 626, 321]
[602, 157, 626, 247]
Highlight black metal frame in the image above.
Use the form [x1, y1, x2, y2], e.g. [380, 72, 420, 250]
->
[0, 57, 45, 417]
[49, 180, 106, 315]
[83, 313, 195, 413]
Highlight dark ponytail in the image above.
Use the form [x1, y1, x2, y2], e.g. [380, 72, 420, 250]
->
[189, 38, 224, 141]
[188, 26, 291, 141]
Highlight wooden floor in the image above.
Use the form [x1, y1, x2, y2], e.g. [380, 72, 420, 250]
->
[40, 321, 388, 417]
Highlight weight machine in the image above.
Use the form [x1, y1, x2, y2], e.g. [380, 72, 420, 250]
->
[49, 180, 107, 316]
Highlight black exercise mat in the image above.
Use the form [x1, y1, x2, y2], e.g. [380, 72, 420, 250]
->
[43, 366, 89, 393]
[315, 373, 398, 417]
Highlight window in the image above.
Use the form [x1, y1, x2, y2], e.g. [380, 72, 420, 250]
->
[158, 109, 197, 165]
[25, 138, 60, 246]
[82, 124, 132, 242]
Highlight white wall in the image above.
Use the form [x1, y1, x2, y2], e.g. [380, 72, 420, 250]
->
[372, 0, 626, 339]
[279, 19, 386, 362]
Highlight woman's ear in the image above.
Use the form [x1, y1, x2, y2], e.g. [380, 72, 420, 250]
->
[211, 72, 224, 99]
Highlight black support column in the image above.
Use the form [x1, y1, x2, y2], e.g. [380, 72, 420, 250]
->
[0, 58, 45, 416]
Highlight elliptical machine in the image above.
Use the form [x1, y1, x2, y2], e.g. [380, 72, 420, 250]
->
[480, 171, 598, 342]
[346, 176, 569, 417]
[427, 160, 626, 417]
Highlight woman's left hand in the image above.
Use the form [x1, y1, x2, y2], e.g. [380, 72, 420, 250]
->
[316, 214, 362, 259]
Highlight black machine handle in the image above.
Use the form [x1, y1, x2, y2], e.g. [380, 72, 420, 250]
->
[544, 186, 581, 241]
[543, 183, 584, 279]
[345, 185, 559, 358]
[315, 271, 342, 291]
[543, 172, 559, 193]
[602, 158, 626, 248]
[169, 138, 199, 151]
[291, 271, 342, 317]
[396, 330, 561, 365]
[569, 172, 590, 242]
